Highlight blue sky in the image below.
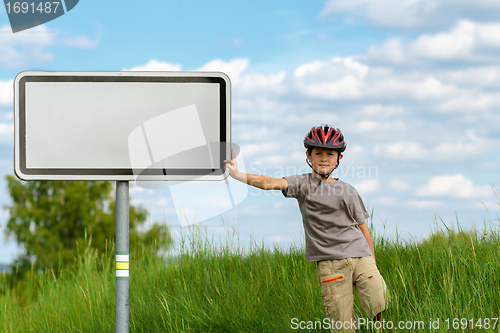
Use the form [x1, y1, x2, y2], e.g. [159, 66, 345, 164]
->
[1, 0, 500, 264]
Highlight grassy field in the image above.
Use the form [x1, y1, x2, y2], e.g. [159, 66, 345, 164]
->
[1, 222, 499, 332]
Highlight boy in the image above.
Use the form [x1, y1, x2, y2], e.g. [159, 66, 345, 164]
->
[224, 124, 386, 332]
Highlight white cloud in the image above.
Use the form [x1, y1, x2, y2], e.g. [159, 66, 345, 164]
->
[353, 179, 381, 195]
[320, 0, 433, 28]
[436, 91, 495, 112]
[125, 59, 182, 71]
[168, 52, 498, 182]
[240, 142, 282, 159]
[366, 20, 500, 65]
[0, 25, 55, 68]
[411, 20, 476, 60]
[294, 57, 369, 78]
[280, 52, 494, 111]
[373, 129, 499, 161]
[354, 119, 407, 133]
[416, 174, 492, 199]
[155, 197, 171, 206]
[412, 77, 459, 99]
[439, 66, 500, 88]
[292, 57, 368, 99]
[406, 199, 444, 208]
[440, 130, 500, 157]
[0, 122, 14, 144]
[177, 46, 500, 131]
[301, 75, 362, 99]
[118, 50, 500, 182]
[130, 184, 145, 194]
[0, 80, 13, 107]
[319, 0, 500, 30]
[360, 105, 406, 118]
[125, 58, 254, 87]
[377, 197, 397, 206]
[476, 22, 500, 47]
[388, 179, 411, 192]
[197, 58, 249, 84]
[238, 71, 286, 95]
[0, 25, 102, 68]
[375, 142, 425, 160]
[0, 25, 55, 47]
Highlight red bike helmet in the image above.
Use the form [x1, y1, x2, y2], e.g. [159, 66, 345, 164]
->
[304, 124, 346, 152]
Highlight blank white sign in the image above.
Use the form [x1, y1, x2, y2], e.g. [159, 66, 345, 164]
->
[14, 71, 231, 181]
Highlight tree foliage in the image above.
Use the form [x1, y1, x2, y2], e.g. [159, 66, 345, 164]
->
[4, 175, 171, 275]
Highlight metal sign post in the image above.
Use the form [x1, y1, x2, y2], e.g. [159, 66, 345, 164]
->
[115, 181, 129, 333]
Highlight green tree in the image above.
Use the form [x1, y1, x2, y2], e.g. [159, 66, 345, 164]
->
[4, 176, 171, 275]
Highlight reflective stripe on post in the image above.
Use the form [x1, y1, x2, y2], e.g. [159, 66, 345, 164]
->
[116, 253, 129, 279]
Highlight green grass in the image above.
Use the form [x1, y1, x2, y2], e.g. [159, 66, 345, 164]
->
[1, 223, 499, 332]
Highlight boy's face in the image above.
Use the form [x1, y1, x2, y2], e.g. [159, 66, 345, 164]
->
[307, 147, 343, 177]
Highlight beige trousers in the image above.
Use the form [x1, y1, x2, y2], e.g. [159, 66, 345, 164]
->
[317, 256, 387, 333]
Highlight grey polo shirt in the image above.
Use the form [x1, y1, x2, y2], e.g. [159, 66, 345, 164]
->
[282, 173, 372, 262]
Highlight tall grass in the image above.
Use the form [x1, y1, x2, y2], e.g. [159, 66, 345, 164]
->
[1, 221, 499, 332]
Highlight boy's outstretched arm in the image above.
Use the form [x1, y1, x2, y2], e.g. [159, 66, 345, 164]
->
[224, 153, 288, 191]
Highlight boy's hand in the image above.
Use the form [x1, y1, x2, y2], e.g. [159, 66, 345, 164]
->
[224, 148, 239, 178]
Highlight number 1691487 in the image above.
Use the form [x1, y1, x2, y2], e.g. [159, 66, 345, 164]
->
[5, 2, 61, 14]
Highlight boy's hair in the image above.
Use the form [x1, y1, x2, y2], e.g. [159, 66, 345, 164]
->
[306, 146, 342, 156]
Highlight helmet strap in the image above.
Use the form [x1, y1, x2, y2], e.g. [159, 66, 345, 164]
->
[306, 155, 340, 182]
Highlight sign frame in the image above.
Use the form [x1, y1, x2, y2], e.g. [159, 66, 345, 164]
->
[14, 71, 231, 181]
